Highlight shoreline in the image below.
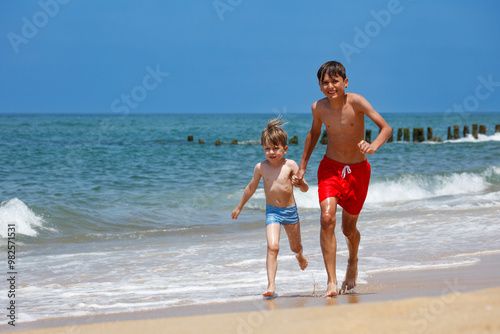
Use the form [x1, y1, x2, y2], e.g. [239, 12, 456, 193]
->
[4, 252, 500, 333]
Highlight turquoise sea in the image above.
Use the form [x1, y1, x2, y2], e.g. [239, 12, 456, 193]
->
[1, 112, 499, 322]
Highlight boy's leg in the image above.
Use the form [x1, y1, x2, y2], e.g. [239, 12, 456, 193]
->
[320, 196, 339, 297]
[264, 223, 281, 297]
[340, 209, 361, 292]
[283, 222, 308, 270]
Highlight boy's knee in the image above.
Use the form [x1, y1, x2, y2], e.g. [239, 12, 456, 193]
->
[321, 212, 336, 230]
[267, 242, 279, 254]
[289, 243, 302, 254]
[342, 226, 357, 238]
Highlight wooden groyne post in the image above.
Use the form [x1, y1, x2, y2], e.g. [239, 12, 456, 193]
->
[365, 129, 372, 143]
[404, 128, 410, 142]
[472, 124, 478, 139]
[447, 126, 465, 140]
[413, 128, 424, 142]
[320, 130, 328, 144]
[397, 128, 403, 141]
[463, 125, 470, 137]
[453, 125, 460, 139]
[479, 125, 487, 135]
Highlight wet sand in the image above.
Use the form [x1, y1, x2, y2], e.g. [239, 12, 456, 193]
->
[5, 253, 500, 333]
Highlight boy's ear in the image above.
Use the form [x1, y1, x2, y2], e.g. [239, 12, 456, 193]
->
[344, 78, 349, 88]
[284, 145, 288, 154]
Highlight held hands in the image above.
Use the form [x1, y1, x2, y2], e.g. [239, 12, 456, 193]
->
[291, 169, 306, 187]
[358, 140, 374, 155]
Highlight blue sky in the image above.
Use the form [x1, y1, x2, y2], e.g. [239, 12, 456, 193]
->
[1, 0, 500, 114]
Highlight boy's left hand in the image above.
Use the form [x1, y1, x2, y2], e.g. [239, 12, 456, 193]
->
[358, 140, 374, 154]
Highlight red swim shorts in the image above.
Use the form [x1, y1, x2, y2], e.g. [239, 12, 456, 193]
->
[317, 155, 371, 215]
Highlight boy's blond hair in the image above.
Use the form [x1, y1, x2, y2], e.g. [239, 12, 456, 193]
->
[261, 116, 288, 147]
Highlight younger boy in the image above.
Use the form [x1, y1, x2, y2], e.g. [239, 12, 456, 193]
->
[232, 116, 309, 297]
[293, 61, 392, 297]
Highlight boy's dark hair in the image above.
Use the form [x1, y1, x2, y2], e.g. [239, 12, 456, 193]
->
[317, 61, 346, 82]
[261, 116, 287, 147]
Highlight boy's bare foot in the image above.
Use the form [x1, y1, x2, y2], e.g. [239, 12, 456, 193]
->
[263, 290, 275, 297]
[295, 252, 308, 270]
[341, 260, 358, 293]
[324, 281, 338, 297]
[263, 283, 275, 297]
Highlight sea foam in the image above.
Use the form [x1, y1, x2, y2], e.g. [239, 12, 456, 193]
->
[366, 168, 495, 204]
[0, 198, 45, 237]
[443, 132, 500, 143]
[295, 168, 498, 209]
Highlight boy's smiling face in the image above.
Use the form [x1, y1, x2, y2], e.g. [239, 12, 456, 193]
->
[263, 141, 287, 165]
[320, 73, 348, 100]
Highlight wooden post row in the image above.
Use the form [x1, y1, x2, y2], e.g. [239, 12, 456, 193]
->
[189, 123, 500, 145]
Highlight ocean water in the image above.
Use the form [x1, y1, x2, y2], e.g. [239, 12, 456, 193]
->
[0, 112, 499, 322]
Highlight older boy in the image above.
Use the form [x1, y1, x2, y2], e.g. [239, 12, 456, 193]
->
[232, 116, 309, 297]
[293, 61, 392, 297]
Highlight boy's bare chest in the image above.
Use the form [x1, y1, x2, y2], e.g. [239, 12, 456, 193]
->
[262, 166, 291, 188]
[321, 107, 361, 135]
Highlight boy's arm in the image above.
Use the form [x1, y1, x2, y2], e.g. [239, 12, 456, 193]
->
[354, 95, 392, 154]
[231, 163, 262, 220]
[294, 102, 323, 182]
[289, 160, 309, 192]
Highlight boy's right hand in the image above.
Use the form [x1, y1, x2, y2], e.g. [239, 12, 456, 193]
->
[231, 208, 241, 220]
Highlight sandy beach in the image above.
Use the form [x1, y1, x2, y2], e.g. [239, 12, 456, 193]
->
[5, 252, 499, 334]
